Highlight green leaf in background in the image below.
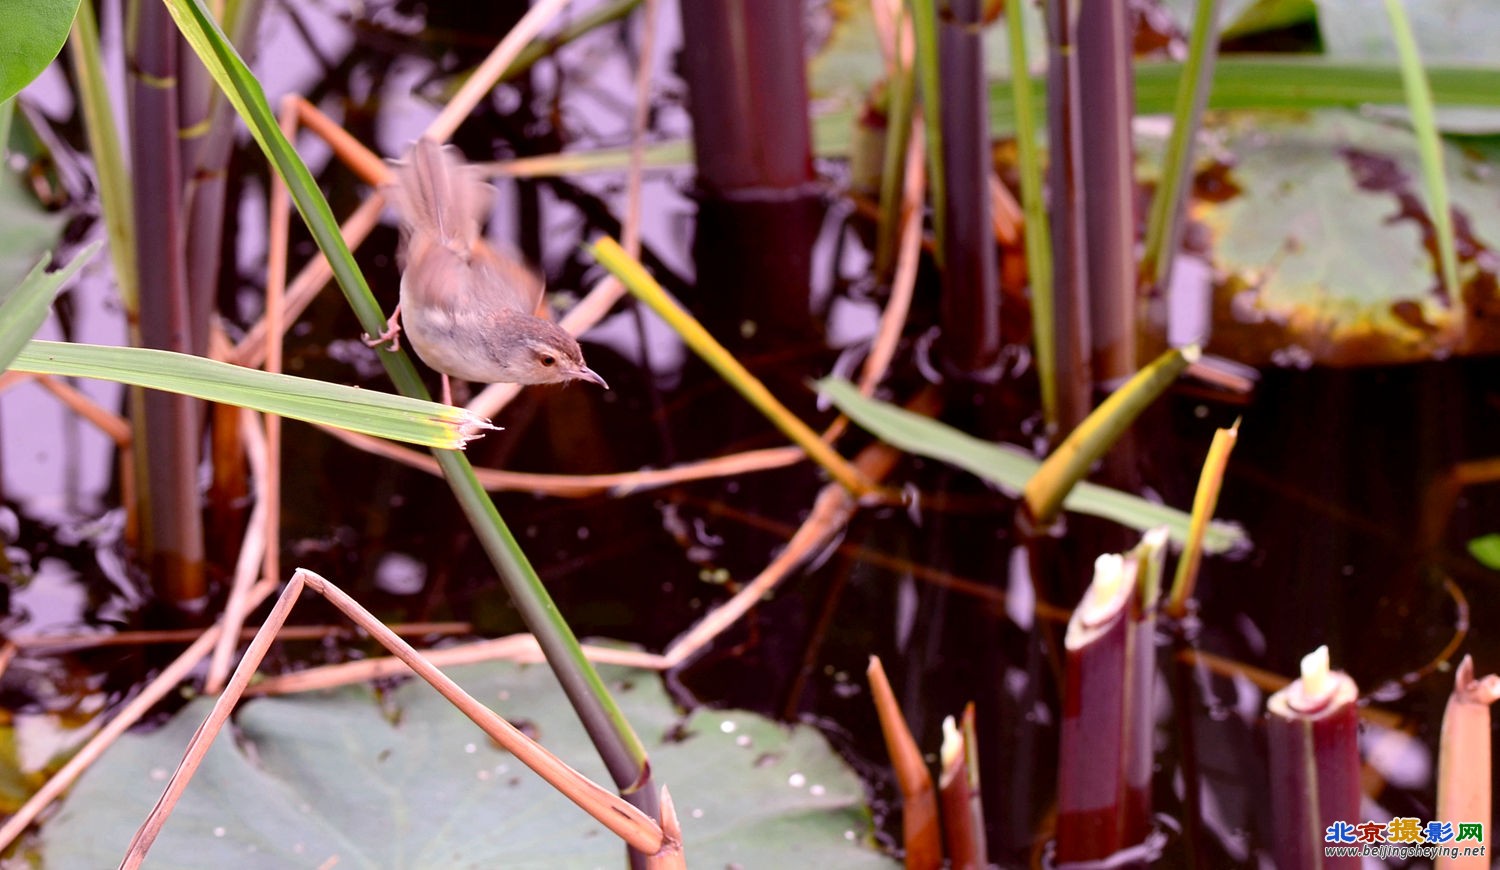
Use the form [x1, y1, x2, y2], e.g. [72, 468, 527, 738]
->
[1318, 0, 1500, 132]
[1467, 533, 1500, 570]
[36, 661, 892, 869]
[1161, 0, 1316, 40]
[0, 0, 81, 103]
[816, 378, 1249, 554]
[0, 160, 68, 304]
[0, 720, 40, 815]
[807, 0, 1045, 108]
[10, 340, 491, 450]
[65, 0, 136, 308]
[1192, 110, 1500, 366]
[1319, 0, 1497, 64]
[0, 244, 97, 371]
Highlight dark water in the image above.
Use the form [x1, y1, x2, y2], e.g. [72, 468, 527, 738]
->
[2, 2, 1498, 867]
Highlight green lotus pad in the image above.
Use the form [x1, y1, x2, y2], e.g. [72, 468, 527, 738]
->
[1195, 110, 1500, 365]
[35, 660, 895, 869]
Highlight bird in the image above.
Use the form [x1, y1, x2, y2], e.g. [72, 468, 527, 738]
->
[365, 137, 607, 404]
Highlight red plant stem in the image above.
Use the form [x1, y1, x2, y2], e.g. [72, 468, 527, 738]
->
[1056, 603, 1129, 859]
[1076, 0, 1137, 388]
[129, 0, 205, 604]
[1265, 671, 1361, 868]
[1122, 598, 1155, 845]
[675, 0, 821, 343]
[935, 0, 1000, 373]
[1043, 0, 1093, 434]
[1167, 627, 1206, 869]
[1055, 555, 1153, 863]
[939, 704, 987, 869]
[676, 0, 812, 194]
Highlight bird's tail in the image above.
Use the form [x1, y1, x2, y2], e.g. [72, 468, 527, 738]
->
[387, 138, 494, 255]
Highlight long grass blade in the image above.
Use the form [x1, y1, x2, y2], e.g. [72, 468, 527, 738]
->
[430, 59, 1500, 181]
[1382, 0, 1460, 310]
[1165, 419, 1239, 618]
[1023, 345, 1198, 527]
[1004, 0, 1054, 426]
[976, 57, 1500, 140]
[874, 12, 915, 277]
[908, 0, 946, 269]
[67, 2, 137, 310]
[588, 236, 874, 496]
[1140, 0, 1220, 292]
[13, 340, 490, 449]
[816, 376, 1247, 552]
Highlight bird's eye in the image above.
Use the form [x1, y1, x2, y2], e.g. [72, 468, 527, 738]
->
[540, 354, 556, 366]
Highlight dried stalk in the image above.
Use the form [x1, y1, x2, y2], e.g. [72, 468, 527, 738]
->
[122, 572, 309, 867]
[298, 570, 663, 853]
[322, 425, 805, 496]
[643, 786, 686, 869]
[204, 407, 269, 691]
[248, 635, 669, 696]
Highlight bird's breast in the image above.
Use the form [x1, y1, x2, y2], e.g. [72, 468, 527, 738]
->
[399, 278, 512, 383]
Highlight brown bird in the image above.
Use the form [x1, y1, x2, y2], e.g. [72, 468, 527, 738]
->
[366, 138, 607, 403]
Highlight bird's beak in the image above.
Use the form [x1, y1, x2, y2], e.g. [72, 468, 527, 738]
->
[576, 366, 609, 389]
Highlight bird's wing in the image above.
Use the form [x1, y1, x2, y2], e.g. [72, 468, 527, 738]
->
[401, 235, 486, 314]
[386, 138, 495, 258]
[469, 239, 546, 316]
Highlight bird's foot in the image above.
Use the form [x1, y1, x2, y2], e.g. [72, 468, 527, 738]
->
[363, 306, 403, 351]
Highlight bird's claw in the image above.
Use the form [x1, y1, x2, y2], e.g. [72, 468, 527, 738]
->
[363, 308, 403, 351]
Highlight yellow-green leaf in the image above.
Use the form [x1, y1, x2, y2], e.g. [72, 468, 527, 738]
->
[11, 341, 491, 450]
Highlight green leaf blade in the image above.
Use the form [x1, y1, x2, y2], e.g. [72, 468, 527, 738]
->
[0, 0, 82, 103]
[11, 341, 489, 450]
[816, 377, 1248, 554]
[1381, 0, 1460, 304]
[66, 2, 137, 310]
[1467, 533, 1500, 570]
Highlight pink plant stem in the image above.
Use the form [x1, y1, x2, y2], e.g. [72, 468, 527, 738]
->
[1265, 668, 1360, 868]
